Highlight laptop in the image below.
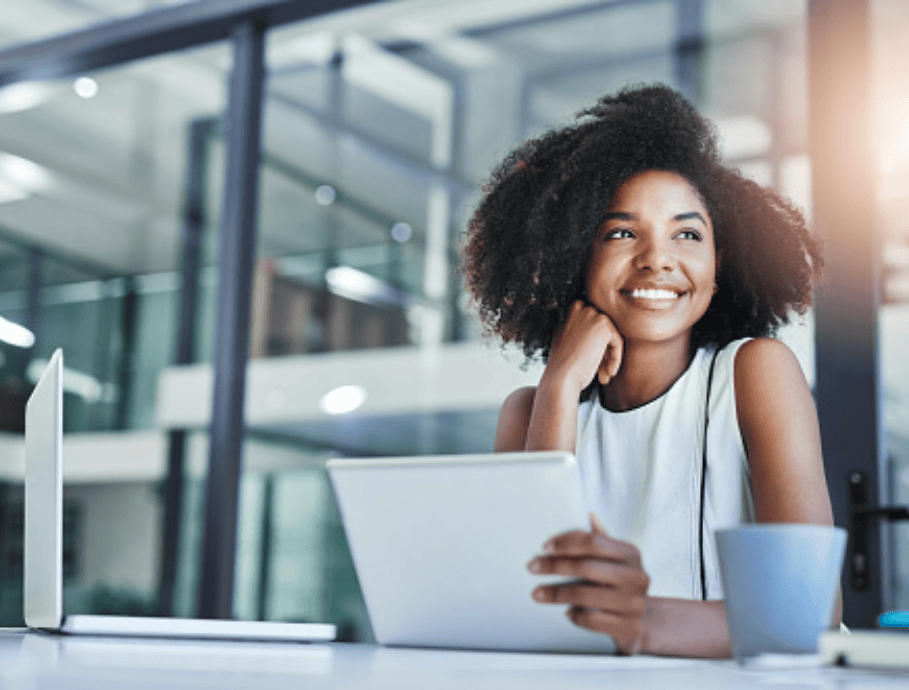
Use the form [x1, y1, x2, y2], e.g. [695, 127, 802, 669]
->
[24, 349, 336, 642]
[327, 452, 617, 653]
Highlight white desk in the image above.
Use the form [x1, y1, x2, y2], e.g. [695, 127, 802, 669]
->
[1, 629, 908, 689]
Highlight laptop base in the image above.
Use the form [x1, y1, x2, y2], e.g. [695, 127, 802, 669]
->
[61, 615, 336, 643]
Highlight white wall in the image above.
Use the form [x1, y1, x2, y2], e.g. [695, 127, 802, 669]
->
[65, 482, 162, 599]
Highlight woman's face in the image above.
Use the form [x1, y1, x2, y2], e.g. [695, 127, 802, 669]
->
[585, 169, 718, 348]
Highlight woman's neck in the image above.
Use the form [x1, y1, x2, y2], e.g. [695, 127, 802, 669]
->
[600, 336, 694, 412]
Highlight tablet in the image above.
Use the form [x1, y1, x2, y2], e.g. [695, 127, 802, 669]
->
[327, 451, 616, 653]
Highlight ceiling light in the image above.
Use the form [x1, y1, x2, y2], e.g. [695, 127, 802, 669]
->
[0, 179, 28, 204]
[318, 384, 366, 415]
[325, 265, 409, 307]
[0, 316, 35, 348]
[391, 222, 413, 243]
[0, 82, 52, 114]
[314, 184, 336, 205]
[73, 77, 98, 99]
[0, 152, 51, 191]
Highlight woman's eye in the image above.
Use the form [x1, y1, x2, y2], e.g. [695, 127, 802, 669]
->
[676, 229, 702, 241]
[605, 228, 634, 240]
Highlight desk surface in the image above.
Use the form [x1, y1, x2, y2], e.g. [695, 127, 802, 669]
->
[1, 629, 908, 689]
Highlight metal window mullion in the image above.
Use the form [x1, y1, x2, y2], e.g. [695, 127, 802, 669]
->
[197, 20, 265, 620]
[158, 117, 215, 616]
[674, 0, 704, 103]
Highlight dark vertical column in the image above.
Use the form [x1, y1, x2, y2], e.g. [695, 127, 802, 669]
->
[197, 21, 265, 619]
[447, 76, 466, 343]
[114, 280, 138, 431]
[808, 0, 881, 627]
[256, 474, 274, 621]
[320, 52, 343, 354]
[158, 118, 215, 616]
[0, 480, 7, 598]
[674, 0, 704, 103]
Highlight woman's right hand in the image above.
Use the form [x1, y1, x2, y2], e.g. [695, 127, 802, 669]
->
[544, 300, 623, 395]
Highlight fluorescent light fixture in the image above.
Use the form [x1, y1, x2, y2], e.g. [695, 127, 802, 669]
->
[391, 222, 413, 243]
[0, 82, 52, 114]
[0, 179, 28, 204]
[0, 152, 51, 191]
[314, 184, 336, 205]
[325, 265, 410, 307]
[73, 77, 98, 99]
[0, 316, 34, 348]
[26, 359, 114, 403]
[318, 384, 366, 415]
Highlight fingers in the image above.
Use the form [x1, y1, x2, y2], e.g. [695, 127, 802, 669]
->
[528, 556, 631, 587]
[589, 512, 607, 535]
[541, 530, 643, 566]
[529, 518, 650, 655]
[528, 554, 650, 655]
[533, 581, 646, 613]
[549, 300, 624, 392]
[566, 606, 645, 655]
[528, 556, 650, 594]
[598, 335, 623, 383]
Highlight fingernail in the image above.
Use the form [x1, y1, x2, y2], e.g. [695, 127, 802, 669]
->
[533, 588, 545, 602]
[528, 559, 542, 573]
[543, 540, 555, 553]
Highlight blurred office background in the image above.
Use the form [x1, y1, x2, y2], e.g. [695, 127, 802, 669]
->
[0, 0, 905, 635]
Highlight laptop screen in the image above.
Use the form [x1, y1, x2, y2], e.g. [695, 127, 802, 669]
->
[24, 348, 64, 629]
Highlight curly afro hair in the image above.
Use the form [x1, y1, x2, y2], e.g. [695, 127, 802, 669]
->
[461, 83, 822, 364]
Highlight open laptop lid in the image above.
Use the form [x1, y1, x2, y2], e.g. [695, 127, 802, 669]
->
[24, 349, 63, 629]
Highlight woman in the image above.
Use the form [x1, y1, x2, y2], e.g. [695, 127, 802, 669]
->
[461, 84, 837, 657]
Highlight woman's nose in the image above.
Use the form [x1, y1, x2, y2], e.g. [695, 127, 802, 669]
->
[633, 238, 675, 271]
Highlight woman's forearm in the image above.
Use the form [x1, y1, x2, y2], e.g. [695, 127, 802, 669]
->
[524, 374, 582, 452]
[641, 597, 731, 658]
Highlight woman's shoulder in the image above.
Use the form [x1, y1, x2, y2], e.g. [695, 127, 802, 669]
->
[732, 337, 802, 379]
[494, 386, 537, 452]
[730, 337, 810, 411]
[501, 385, 538, 414]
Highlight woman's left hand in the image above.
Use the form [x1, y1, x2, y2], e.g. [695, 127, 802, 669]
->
[527, 515, 651, 655]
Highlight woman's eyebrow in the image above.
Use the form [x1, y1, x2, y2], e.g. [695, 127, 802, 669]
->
[675, 211, 708, 225]
[601, 212, 636, 222]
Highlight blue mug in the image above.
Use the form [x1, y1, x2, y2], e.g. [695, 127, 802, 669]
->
[716, 524, 846, 659]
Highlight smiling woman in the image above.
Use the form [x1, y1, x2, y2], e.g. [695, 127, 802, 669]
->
[460, 84, 835, 658]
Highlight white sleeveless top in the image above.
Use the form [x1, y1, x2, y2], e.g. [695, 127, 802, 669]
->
[575, 338, 756, 601]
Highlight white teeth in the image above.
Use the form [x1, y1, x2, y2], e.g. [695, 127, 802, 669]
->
[629, 288, 680, 300]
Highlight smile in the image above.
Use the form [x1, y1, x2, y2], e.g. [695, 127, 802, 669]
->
[624, 288, 683, 300]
